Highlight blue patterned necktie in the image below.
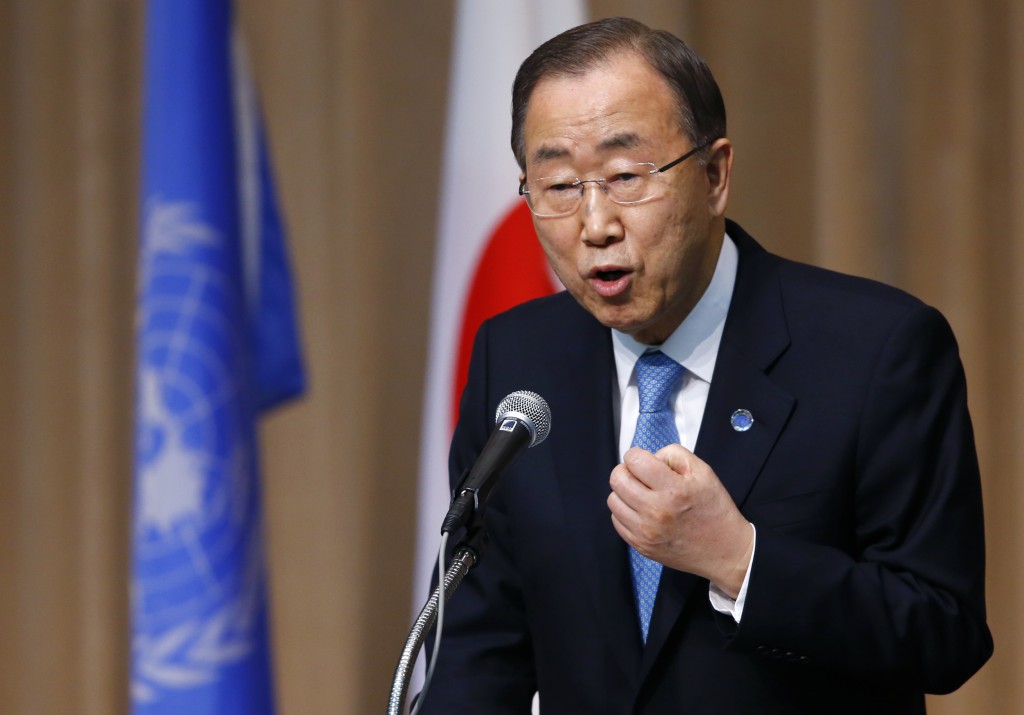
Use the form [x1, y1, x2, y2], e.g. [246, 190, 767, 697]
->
[629, 350, 685, 643]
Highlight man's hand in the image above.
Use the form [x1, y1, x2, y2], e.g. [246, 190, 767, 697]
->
[608, 445, 754, 598]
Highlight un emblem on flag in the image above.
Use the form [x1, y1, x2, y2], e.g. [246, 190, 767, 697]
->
[131, 200, 269, 706]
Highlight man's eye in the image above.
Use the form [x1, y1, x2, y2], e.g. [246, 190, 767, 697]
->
[546, 181, 578, 193]
[610, 172, 640, 183]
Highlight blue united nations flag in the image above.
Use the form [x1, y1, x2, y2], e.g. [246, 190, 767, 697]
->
[131, 2, 304, 713]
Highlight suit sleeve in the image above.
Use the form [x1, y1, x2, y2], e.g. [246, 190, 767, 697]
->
[732, 304, 993, 692]
[415, 319, 538, 715]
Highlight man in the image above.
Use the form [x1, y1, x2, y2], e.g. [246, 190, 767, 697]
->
[421, 17, 992, 714]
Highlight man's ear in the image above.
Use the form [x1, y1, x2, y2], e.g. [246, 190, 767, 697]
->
[704, 138, 733, 217]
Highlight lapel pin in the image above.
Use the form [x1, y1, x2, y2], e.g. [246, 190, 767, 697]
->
[730, 409, 754, 432]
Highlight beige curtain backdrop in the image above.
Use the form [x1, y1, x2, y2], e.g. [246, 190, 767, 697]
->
[1, 0, 1020, 713]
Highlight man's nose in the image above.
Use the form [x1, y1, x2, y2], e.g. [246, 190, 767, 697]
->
[579, 181, 624, 246]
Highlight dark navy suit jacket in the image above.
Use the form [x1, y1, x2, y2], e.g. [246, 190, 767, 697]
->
[420, 221, 992, 714]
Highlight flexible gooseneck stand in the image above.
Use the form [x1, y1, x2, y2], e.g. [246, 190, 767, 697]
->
[386, 527, 486, 715]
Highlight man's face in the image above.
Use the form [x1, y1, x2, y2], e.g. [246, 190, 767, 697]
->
[521, 53, 731, 345]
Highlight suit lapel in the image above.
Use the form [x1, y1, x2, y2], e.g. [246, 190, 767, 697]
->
[637, 225, 796, 689]
[549, 308, 645, 685]
[701, 226, 796, 508]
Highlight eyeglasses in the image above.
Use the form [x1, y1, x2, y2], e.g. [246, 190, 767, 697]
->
[518, 138, 716, 218]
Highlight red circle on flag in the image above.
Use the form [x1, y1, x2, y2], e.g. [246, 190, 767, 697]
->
[452, 202, 557, 427]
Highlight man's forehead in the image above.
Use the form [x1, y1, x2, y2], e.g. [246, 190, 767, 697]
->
[522, 55, 680, 168]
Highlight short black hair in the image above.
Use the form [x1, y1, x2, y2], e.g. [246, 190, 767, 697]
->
[511, 17, 726, 170]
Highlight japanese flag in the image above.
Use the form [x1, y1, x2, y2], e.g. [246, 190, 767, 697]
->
[412, 0, 585, 665]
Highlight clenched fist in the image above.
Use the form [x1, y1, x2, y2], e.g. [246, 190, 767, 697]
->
[608, 444, 754, 598]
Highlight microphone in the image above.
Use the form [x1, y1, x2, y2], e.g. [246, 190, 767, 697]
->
[441, 390, 551, 535]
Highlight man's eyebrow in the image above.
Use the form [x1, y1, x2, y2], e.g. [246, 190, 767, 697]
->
[529, 145, 570, 164]
[528, 133, 646, 166]
[598, 133, 643, 151]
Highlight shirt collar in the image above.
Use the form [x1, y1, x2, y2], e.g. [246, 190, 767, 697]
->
[612, 232, 738, 392]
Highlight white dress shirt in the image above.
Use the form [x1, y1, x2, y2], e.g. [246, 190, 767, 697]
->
[610, 233, 754, 622]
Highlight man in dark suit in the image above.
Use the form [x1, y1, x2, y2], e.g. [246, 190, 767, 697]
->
[419, 17, 992, 714]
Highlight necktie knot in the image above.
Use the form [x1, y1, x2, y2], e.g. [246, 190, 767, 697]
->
[636, 351, 685, 414]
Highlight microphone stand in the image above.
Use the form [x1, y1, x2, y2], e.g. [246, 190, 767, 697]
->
[386, 523, 487, 715]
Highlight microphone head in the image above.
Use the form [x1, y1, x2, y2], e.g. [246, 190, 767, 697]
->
[495, 390, 551, 448]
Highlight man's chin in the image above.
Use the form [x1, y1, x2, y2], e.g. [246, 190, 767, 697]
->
[593, 310, 650, 341]
[596, 311, 677, 345]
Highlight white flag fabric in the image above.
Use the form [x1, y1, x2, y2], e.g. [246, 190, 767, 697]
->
[414, 0, 585, 607]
